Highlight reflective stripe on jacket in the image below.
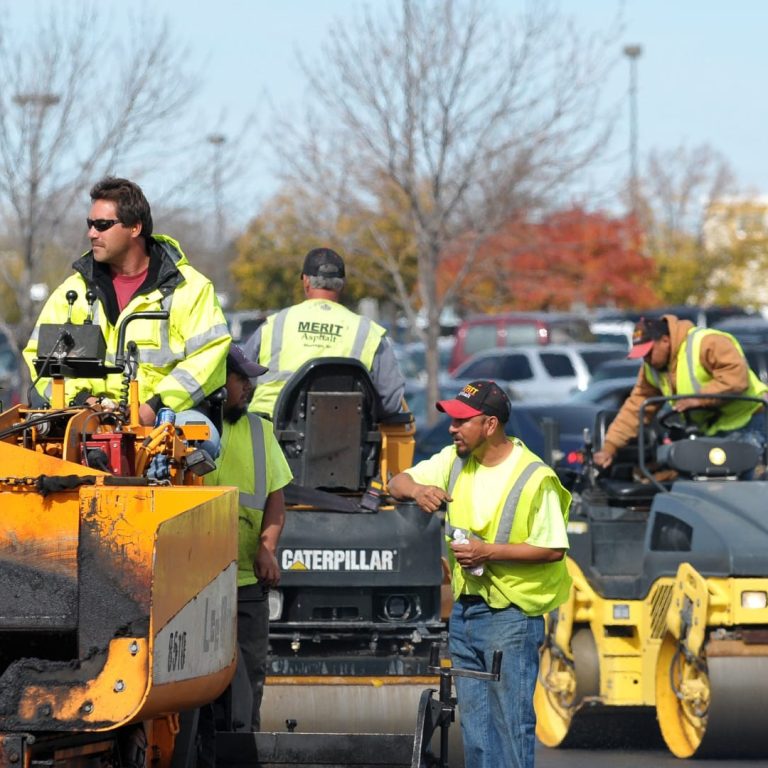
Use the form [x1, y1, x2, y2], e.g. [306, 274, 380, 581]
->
[24, 235, 230, 410]
[644, 327, 767, 434]
[445, 440, 571, 615]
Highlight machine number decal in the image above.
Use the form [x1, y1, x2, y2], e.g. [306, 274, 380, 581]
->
[167, 630, 187, 673]
[281, 548, 399, 572]
[153, 562, 237, 684]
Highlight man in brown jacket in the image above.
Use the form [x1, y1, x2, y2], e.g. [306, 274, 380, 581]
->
[594, 315, 768, 469]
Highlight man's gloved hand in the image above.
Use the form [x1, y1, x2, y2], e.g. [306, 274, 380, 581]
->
[147, 453, 171, 481]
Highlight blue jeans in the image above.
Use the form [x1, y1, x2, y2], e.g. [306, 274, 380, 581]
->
[450, 599, 544, 768]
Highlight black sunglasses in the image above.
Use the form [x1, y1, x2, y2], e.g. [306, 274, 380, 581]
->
[86, 218, 121, 232]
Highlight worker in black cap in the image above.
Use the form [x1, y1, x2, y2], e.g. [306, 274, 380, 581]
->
[389, 380, 571, 768]
[242, 247, 405, 417]
[202, 345, 292, 736]
[594, 314, 767, 469]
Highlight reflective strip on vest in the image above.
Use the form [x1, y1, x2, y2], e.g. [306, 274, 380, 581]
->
[351, 316, 373, 359]
[445, 456, 546, 543]
[494, 461, 546, 544]
[685, 328, 707, 394]
[261, 308, 291, 384]
[170, 367, 206, 403]
[237, 414, 267, 510]
[445, 457, 466, 539]
[184, 322, 231, 357]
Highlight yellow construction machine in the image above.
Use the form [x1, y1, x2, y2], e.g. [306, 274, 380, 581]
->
[535, 395, 768, 758]
[1, 312, 468, 768]
[0, 309, 239, 768]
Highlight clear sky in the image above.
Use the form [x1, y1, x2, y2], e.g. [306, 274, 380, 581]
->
[9, 0, 768, 218]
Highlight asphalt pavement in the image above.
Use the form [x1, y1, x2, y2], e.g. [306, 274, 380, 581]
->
[535, 743, 767, 768]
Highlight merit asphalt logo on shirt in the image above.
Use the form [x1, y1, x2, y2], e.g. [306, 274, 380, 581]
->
[297, 320, 344, 343]
[281, 548, 399, 572]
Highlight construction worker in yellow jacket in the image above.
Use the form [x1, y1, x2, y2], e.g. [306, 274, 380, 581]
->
[243, 248, 405, 418]
[23, 177, 230, 439]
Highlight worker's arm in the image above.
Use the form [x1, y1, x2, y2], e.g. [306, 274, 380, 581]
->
[451, 484, 567, 566]
[254, 488, 285, 587]
[389, 471, 452, 514]
[371, 336, 406, 416]
[451, 539, 565, 566]
[594, 368, 661, 467]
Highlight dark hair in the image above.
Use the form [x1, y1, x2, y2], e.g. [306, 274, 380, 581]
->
[89, 177, 153, 240]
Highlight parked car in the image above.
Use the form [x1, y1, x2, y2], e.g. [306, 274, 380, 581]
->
[591, 358, 642, 382]
[448, 344, 626, 402]
[226, 309, 269, 344]
[0, 324, 22, 408]
[743, 345, 768, 384]
[392, 338, 453, 385]
[594, 305, 755, 328]
[714, 317, 768, 347]
[403, 381, 458, 430]
[569, 377, 637, 410]
[412, 403, 601, 486]
[448, 312, 595, 372]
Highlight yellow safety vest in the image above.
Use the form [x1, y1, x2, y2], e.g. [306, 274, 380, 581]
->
[644, 328, 767, 435]
[446, 440, 572, 616]
[205, 414, 268, 587]
[249, 299, 385, 416]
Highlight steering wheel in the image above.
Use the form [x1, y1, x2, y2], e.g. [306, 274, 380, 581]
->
[654, 403, 715, 439]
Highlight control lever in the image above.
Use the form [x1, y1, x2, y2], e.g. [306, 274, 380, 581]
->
[65, 290, 77, 323]
[114, 311, 170, 369]
[84, 290, 97, 324]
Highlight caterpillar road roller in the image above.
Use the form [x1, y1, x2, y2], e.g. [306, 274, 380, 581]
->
[218, 357, 463, 767]
[0, 308, 240, 768]
[534, 394, 768, 758]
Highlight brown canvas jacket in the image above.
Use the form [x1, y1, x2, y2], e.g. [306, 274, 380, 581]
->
[602, 314, 751, 455]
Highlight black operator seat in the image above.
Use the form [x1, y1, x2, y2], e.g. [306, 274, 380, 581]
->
[272, 357, 383, 492]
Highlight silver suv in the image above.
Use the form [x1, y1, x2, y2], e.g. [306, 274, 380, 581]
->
[447, 343, 626, 402]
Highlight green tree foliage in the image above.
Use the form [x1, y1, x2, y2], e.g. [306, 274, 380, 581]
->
[640, 144, 743, 306]
[231, 181, 419, 314]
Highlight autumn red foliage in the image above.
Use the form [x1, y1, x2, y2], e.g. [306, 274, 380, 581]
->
[441, 207, 660, 313]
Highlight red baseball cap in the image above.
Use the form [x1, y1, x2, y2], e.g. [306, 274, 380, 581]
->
[437, 380, 511, 423]
[627, 317, 668, 359]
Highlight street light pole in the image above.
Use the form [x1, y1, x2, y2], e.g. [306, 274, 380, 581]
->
[207, 133, 226, 246]
[623, 44, 642, 219]
[13, 91, 61, 273]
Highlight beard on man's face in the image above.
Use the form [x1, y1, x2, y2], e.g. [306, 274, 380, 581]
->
[224, 403, 248, 424]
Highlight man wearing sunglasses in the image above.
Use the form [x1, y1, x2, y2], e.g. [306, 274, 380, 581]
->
[23, 177, 230, 440]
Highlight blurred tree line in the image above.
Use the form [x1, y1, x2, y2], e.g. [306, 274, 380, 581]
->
[2, 0, 765, 411]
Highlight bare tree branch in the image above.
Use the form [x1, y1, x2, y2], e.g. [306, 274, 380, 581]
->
[268, 0, 620, 419]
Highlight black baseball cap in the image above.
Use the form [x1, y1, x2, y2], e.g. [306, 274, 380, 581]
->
[227, 345, 268, 379]
[628, 317, 669, 359]
[437, 380, 511, 423]
[301, 248, 345, 279]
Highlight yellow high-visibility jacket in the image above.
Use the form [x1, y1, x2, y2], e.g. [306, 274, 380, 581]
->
[24, 235, 230, 411]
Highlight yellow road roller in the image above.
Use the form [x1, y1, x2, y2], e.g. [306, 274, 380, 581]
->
[535, 395, 768, 758]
